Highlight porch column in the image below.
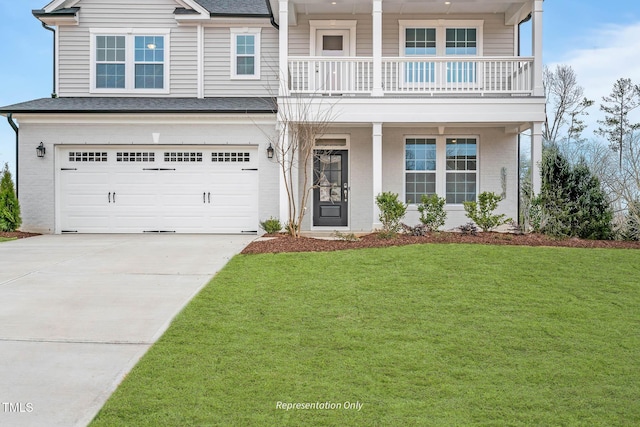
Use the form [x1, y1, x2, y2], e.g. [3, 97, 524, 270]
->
[279, 123, 291, 223]
[279, 0, 289, 96]
[372, 122, 383, 229]
[531, 122, 543, 194]
[532, 0, 544, 96]
[372, 0, 383, 96]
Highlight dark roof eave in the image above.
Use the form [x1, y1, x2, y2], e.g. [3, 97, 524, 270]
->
[32, 7, 80, 18]
[208, 13, 272, 18]
[0, 109, 276, 114]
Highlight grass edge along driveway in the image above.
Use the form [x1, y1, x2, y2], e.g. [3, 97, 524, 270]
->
[91, 244, 640, 426]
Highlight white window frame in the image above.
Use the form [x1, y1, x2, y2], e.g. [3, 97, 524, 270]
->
[399, 20, 483, 89]
[403, 135, 479, 207]
[90, 28, 170, 94]
[230, 28, 261, 80]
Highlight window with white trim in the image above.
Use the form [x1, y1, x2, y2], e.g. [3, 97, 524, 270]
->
[404, 136, 478, 205]
[230, 28, 261, 79]
[405, 138, 436, 204]
[91, 29, 170, 93]
[400, 21, 482, 86]
[445, 138, 477, 204]
[95, 36, 126, 89]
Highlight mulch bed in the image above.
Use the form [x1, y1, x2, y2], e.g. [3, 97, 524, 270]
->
[0, 231, 40, 239]
[242, 232, 640, 254]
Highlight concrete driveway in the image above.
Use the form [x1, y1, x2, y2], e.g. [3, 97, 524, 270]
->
[0, 234, 254, 427]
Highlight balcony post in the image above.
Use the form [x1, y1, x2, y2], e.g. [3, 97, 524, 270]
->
[532, 0, 544, 96]
[372, 0, 383, 96]
[279, 0, 289, 96]
[372, 122, 383, 229]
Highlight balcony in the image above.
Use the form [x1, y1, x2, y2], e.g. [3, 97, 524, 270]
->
[288, 56, 534, 96]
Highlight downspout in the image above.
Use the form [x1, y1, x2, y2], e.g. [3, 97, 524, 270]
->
[41, 22, 57, 98]
[265, 0, 279, 29]
[7, 114, 19, 198]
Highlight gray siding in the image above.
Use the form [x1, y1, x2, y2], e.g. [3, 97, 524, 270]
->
[289, 13, 515, 57]
[203, 26, 279, 97]
[57, 0, 198, 97]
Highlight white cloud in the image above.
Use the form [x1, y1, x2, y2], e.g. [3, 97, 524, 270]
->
[549, 22, 640, 137]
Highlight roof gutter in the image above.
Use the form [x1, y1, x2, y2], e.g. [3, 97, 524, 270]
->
[40, 22, 58, 98]
[7, 114, 19, 198]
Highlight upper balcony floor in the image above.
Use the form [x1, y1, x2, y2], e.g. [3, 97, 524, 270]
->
[33, 0, 543, 101]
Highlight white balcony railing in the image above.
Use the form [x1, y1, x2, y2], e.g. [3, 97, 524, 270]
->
[288, 56, 534, 96]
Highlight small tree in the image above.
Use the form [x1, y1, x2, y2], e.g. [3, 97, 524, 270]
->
[417, 194, 447, 232]
[596, 77, 640, 168]
[264, 93, 338, 238]
[463, 192, 510, 232]
[0, 163, 22, 232]
[621, 201, 640, 241]
[376, 192, 406, 238]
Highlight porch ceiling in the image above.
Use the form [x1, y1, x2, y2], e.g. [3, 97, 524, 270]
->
[271, 0, 532, 20]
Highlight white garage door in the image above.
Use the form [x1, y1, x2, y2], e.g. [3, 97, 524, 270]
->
[58, 146, 259, 234]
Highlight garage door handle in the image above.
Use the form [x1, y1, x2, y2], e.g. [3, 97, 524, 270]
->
[113, 192, 116, 203]
[108, 192, 111, 203]
[203, 192, 206, 204]
[208, 192, 211, 204]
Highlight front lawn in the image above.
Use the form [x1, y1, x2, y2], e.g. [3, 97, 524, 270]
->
[0, 237, 15, 243]
[91, 244, 640, 426]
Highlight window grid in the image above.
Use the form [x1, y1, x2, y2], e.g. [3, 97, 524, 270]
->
[95, 36, 126, 89]
[116, 152, 155, 162]
[134, 36, 164, 89]
[69, 152, 108, 162]
[164, 152, 203, 162]
[236, 35, 255, 76]
[446, 138, 477, 204]
[405, 138, 437, 204]
[445, 28, 477, 83]
[211, 152, 251, 163]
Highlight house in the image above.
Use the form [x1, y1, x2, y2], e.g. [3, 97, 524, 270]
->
[0, 0, 545, 235]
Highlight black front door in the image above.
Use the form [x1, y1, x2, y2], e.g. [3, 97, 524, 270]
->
[313, 150, 348, 227]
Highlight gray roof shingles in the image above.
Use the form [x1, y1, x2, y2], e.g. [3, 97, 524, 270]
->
[192, 0, 270, 16]
[0, 97, 277, 114]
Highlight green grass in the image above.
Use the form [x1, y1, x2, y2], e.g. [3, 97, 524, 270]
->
[91, 244, 640, 426]
[0, 237, 16, 243]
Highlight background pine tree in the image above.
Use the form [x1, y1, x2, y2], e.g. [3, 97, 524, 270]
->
[0, 163, 22, 232]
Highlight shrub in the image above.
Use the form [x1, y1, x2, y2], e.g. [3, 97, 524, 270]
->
[376, 192, 406, 238]
[259, 217, 282, 234]
[417, 194, 447, 232]
[402, 223, 428, 236]
[536, 147, 613, 240]
[0, 163, 21, 232]
[463, 192, 511, 232]
[458, 222, 478, 235]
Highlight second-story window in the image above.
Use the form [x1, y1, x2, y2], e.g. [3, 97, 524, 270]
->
[135, 36, 165, 89]
[230, 28, 261, 80]
[96, 36, 126, 89]
[400, 21, 482, 88]
[91, 30, 170, 93]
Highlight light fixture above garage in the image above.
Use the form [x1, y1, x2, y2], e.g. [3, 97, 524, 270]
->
[36, 142, 46, 158]
[266, 143, 275, 159]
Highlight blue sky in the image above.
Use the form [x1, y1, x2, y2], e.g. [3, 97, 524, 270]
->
[2, 0, 640, 175]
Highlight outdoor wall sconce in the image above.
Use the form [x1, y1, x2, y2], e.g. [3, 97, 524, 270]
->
[36, 142, 46, 158]
[266, 143, 274, 159]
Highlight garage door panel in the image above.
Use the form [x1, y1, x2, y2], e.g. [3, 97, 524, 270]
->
[58, 146, 259, 234]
